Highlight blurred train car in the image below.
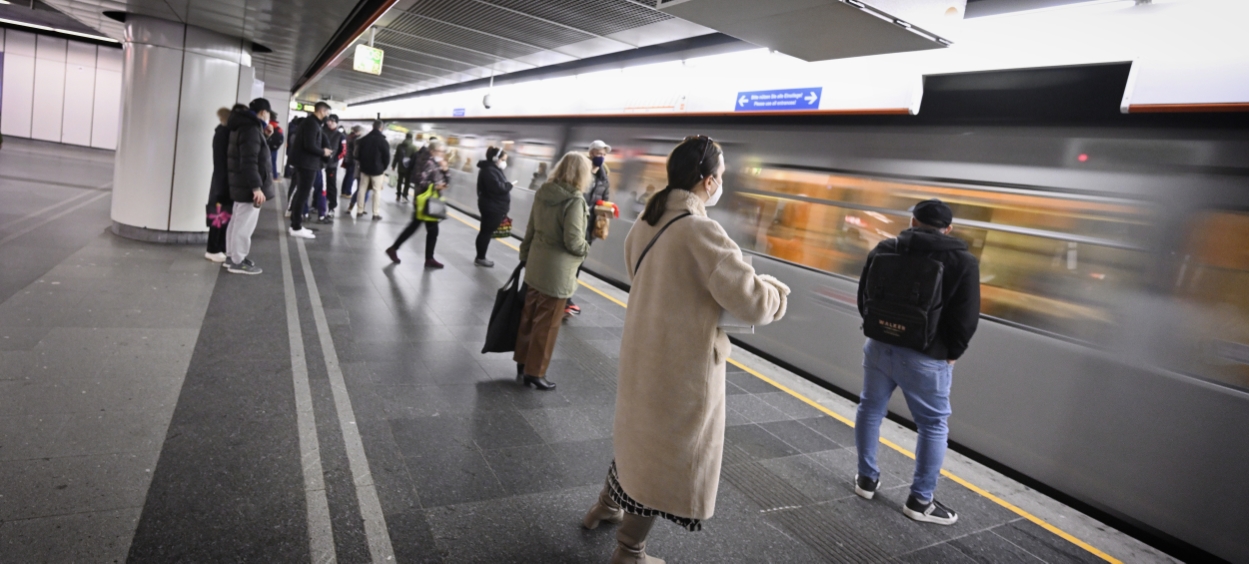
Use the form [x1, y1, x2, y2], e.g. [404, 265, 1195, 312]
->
[365, 64, 1249, 561]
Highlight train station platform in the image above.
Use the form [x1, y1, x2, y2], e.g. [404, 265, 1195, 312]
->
[0, 138, 1177, 563]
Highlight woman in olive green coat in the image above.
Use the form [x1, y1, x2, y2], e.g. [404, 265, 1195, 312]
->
[514, 152, 592, 390]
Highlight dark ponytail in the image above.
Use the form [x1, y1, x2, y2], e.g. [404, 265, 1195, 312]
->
[485, 145, 501, 161]
[641, 136, 723, 226]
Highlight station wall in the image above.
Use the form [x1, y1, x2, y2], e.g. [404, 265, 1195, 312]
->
[0, 28, 122, 150]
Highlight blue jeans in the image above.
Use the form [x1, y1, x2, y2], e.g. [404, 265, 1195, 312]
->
[855, 338, 953, 503]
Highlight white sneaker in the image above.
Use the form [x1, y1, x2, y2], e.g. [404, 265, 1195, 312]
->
[289, 227, 316, 239]
[204, 252, 226, 263]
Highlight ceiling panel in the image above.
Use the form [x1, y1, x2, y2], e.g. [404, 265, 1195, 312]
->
[37, 0, 364, 91]
[300, 0, 714, 105]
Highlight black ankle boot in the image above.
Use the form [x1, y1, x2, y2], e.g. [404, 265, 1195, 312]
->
[521, 374, 556, 391]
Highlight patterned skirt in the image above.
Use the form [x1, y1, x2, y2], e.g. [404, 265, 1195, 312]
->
[606, 460, 702, 532]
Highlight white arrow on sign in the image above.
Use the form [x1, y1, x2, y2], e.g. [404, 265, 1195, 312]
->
[805, 91, 819, 104]
[739, 95, 749, 107]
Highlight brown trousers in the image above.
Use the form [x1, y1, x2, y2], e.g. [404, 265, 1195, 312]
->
[513, 288, 567, 377]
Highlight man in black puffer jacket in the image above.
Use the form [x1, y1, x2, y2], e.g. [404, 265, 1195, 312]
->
[287, 101, 331, 238]
[852, 199, 979, 527]
[224, 98, 274, 275]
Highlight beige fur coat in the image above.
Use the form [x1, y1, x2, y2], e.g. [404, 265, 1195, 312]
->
[613, 189, 790, 520]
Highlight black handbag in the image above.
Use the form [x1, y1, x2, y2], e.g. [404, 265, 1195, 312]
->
[482, 263, 528, 353]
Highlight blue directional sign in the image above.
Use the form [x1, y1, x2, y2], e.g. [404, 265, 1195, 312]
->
[734, 87, 822, 112]
[452, 108, 466, 117]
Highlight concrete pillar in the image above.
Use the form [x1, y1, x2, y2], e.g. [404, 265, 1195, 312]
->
[110, 15, 256, 243]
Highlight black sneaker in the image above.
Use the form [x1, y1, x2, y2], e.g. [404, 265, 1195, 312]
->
[854, 475, 879, 500]
[903, 495, 958, 525]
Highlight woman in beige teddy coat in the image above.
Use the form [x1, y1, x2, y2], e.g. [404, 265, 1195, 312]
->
[583, 136, 791, 564]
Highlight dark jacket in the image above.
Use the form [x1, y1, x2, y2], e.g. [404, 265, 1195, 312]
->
[323, 126, 345, 168]
[226, 108, 273, 202]
[208, 124, 231, 207]
[585, 166, 610, 207]
[416, 157, 448, 190]
[266, 125, 284, 152]
[393, 141, 417, 174]
[289, 115, 326, 170]
[476, 159, 512, 215]
[285, 117, 303, 157]
[857, 227, 981, 360]
[343, 133, 359, 167]
[355, 130, 391, 176]
[408, 145, 432, 178]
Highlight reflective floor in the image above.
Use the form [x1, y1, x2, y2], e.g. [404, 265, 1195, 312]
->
[0, 138, 1174, 563]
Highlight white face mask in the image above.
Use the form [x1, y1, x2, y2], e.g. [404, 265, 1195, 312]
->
[497, 160, 508, 171]
[705, 176, 724, 207]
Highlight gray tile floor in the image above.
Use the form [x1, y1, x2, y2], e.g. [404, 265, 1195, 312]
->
[0, 138, 1158, 563]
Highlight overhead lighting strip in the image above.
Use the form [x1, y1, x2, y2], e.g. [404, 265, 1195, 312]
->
[839, 0, 953, 46]
[0, 17, 119, 43]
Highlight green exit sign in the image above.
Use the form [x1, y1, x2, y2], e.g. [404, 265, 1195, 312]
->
[353, 44, 384, 76]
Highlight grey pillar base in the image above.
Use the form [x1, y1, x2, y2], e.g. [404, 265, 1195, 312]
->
[111, 221, 208, 244]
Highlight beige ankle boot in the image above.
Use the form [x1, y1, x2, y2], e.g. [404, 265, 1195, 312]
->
[582, 484, 624, 529]
[609, 513, 664, 564]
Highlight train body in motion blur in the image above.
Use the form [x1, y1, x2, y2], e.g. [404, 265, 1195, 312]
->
[367, 67, 1249, 561]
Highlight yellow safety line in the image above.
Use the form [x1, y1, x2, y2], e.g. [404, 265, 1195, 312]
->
[445, 210, 1121, 563]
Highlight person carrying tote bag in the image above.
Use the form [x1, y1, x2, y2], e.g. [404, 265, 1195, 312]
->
[512, 152, 592, 391]
[385, 141, 449, 268]
[581, 136, 790, 564]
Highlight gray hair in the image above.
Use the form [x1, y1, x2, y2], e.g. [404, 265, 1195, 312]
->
[428, 140, 446, 152]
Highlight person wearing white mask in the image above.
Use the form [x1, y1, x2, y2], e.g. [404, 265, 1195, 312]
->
[474, 146, 513, 267]
[581, 135, 791, 563]
[565, 139, 614, 317]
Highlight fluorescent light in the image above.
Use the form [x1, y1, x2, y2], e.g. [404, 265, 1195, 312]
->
[53, 28, 120, 42]
[0, 17, 119, 42]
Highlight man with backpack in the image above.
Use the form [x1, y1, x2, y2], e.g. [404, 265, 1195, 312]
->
[853, 198, 980, 526]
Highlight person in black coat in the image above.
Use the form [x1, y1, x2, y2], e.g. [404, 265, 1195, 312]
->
[223, 99, 274, 275]
[322, 115, 345, 216]
[852, 199, 980, 524]
[205, 107, 233, 262]
[349, 120, 391, 219]
[287, 102, 331, 237]
[267, 113, 283, 180]
[474, 146, 513, 267]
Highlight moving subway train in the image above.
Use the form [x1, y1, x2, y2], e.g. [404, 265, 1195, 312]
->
[364, 68, 1249, 561]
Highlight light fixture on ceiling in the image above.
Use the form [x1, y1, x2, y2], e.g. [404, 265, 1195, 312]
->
[0, 16, 119, 42]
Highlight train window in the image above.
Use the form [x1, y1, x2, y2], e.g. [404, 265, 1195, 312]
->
[1175, 211, 1249, 389]
[727, 167, 1152, 343]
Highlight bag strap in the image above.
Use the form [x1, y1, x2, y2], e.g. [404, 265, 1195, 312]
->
[633, 212, 692, 274]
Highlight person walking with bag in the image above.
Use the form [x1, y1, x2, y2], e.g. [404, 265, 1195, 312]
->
[385, 140, 449, 268]
[512, 152, 592, 391]
[582, 136, 790, 563]
[474, 146, 513, 267]
[205, 107, 232, 263]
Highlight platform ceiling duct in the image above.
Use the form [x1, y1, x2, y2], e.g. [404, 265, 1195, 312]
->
[657, 0, 961, 61]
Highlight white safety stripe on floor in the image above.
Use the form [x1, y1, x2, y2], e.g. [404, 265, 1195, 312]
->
[296, 237, 396, 563]
[277, 210, 338, 564]
[0, 188, 98, 233]
[0, 191, 109, 247]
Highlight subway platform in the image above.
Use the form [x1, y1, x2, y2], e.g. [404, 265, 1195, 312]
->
[0, 138, 1177, 563]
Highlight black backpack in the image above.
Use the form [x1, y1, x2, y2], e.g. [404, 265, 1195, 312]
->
[862, 239, 945, 352]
